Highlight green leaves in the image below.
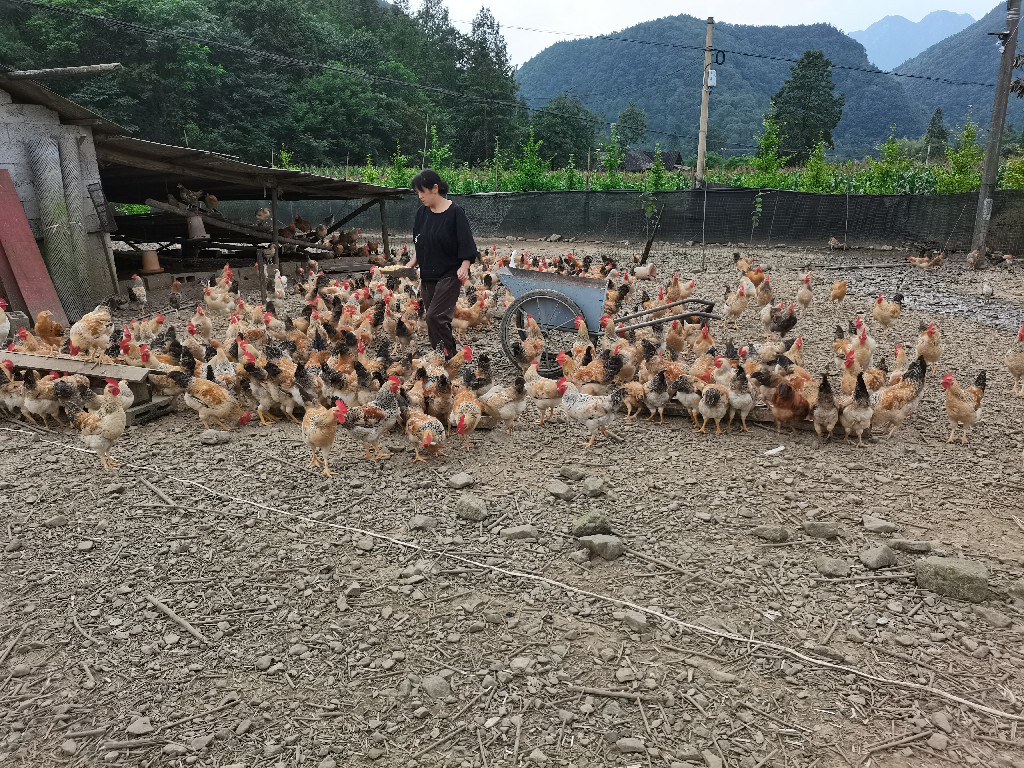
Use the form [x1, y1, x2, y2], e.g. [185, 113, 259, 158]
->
[769, 50, 845, 163]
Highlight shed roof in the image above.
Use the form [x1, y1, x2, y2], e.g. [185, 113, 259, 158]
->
[0, 68, 125, 134]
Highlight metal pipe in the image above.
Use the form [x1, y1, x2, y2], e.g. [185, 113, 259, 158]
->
[614, 298, 715, 323]
[615, 310, 721, 335]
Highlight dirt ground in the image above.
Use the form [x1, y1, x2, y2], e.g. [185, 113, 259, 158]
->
[2, 238, 1024, 768]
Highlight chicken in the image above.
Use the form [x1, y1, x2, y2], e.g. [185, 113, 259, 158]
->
[168, 279, 183, 312]
[345, 377, 403, 460]
[129, 274, 147, 311]
[1006, 325, 1024, 395]
[796, 274, 813, 314]
[830, 279, 848, 304]
[697, 383, 729, 434]
[55, 379, 127, 472]
[812, 372, 839, 446]
[405, 410, 446, 461]
[480, 376, 528, 433]
[915, 322, 942, 375]
[828, 236, 846, 251]
[671, 375, 701, 429]
[448, 381, 484, 447]
[665, 274, 695, 303]
[520, 315, 545, 367]
[557, 379, 626, 448]
[722, 284, 748, 328]
[524, 361, 564, 425]
[726, 365, 754, 432]
[871, 293, 902, 334]
[768, 303, 798, 339]
[274, 270, 288, 300]
[851, 328, 876, 373]
[199, 190, 219, 215]
[632, 263, 656, 280]
[20, 370, 63, 426]
[890, 343, 909, 382]
[769, 379, 811, 434]
[13, 327, 52, 355]
[69, 306, 113, 359]
[870, 356, 927, 438]
[302, 400, 347, 476]
[167, 367, 248, 431]
[692, 324, 715, 357]
[941, 371, 986, 445]
[176, 183, 201, 208]
[755, 274, 773, 307]
[0, 297, 9, 343]
[839, 373, 873, 446]
[34, 310, 65, 348]
[642, 370, 671, 424]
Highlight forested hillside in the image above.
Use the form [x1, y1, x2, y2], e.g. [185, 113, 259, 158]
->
[850, 11, 974, 71]
[0, 0, 524, 167]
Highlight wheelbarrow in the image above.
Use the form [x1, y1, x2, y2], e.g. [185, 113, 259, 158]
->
[496, 267, 721, 377]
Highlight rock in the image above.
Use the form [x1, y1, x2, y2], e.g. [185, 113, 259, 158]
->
[255, 655, 273, 671]
[578, 534, 625, 561]
[43, 514, 68, 528]
[4, 539, 22, 553]
[915, 557, 989, 603]
[802, 521, 838, 539]
[622, 611, 648, 631]
[702, 750, 724, 768]
[568, 549, 590, 564]
[1010, 579, 1024, 599]
[126, 716, 154, 736]
[448, 472, 475, 489]
[615, 737, 646, 754]
[930, 711, 952, 734]
[675, 743, 702, 761]
[102, 483, 124, 495]
[60, 739, 78, 756]
[510, 656, 533, 673]
[420, 675, 451, 698]
[408, 514, 437, 531]
[890, 539, 933, 553]
[199, 429, 232, 445]
[815, 556, 851, 578]
[974, 605, 1012, 628]
[354, 536, 374, 552]
[500, 525, 539, 540]
[927, 732, 948, 751]
[547, 480, 575, 501]
[547, 234, 563, 242]
[859, 545, 898, 570]
[162, 743, 188, 756]
[571, 510, 612, 537]
[559, 465, 587, 481]
[862, 514, 897, 533]
[456, 493, 488, 521]
[528, 748, 548, 763]
[288, 643, 309, 656]
[615, 668, 636, 682]
[77, 540, 94, 551]
[750, 525, 790, 543]
[582, 477, 606, 497]
[190, 734, 214, 750]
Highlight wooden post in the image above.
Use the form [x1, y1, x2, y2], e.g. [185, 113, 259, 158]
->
[270, 186, 281, 272]
[378, 200, 391, 257]
[694, 17, 715, 189]
[256, 247, 267, 304]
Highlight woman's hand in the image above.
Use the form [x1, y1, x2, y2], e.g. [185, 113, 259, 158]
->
[456, 260, 471, 283]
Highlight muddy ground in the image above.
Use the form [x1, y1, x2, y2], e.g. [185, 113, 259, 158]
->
[2, 238, 1024, 768]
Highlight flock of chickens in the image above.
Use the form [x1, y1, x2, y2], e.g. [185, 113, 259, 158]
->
[0, 242, 1021, 473]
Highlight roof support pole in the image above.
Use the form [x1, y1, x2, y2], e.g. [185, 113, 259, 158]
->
[379, 199, 390, 259]
[270, 185, 281, 273]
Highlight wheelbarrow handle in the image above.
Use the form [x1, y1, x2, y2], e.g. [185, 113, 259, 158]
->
[614, 298, 716, 323]
[616, 311, 723, 336]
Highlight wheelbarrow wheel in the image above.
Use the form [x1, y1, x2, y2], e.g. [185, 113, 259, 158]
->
[500, 289, 585, 378]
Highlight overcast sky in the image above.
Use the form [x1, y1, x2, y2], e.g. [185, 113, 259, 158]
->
[434, 1, 1001, 65]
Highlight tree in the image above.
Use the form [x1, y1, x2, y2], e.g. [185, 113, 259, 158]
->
[617, 101, 647, 147]
[922, 107, 949, 163]
[936, 117, 983, 193]
[769, 49, 844, 163]
[530, 94, 600, 167]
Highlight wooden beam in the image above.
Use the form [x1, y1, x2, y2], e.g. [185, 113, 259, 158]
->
[270, 186, 281, 272]
[98, 145, 277, 190]
[379, 200, 390, 257]
[143, 199, 332, 252]
[326, 199, 378, 235]
[1, 351, 151, 383]
[3, 63, 123, 80]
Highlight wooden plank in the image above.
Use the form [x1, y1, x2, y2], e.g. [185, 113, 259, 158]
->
[326, 199, 378, 235]
[3, 63, 123, 79]
[1, 351, 152, 383]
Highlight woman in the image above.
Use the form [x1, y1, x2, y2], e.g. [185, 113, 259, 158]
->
[407, 169, 477, 358]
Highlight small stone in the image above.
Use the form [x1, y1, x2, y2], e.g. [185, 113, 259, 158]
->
[61, 739, 78, 756]
[974, 605, 1012, 628]
[702, 750, 724, 768]
[77, 540, 94, 551]
[927, 732, 948, 751]
[456, 493, 488, 521]
[890, 539, 933, 553]
[802, 521, 838, 539]
[43, 514, 68, 528]
[126, 716, 154, 736]
[559, 465, 587, 481]
[915, 557, 989, 603]
[615, 737, 646, 754]
[320, 758, 339, 768]
[162, 743, 188, 756]
[615, 668, 636, 682]
[190, 734, 214, 751]
[622, 611, 648, 631]
[860, 545, 897, 570]
[500, 525, 539, 540]
[421, 675, 451, 698]
[815, 556, 851, 578]
[199, 429, 232, 445]
[344, 582, 361, 598]
[288, 643, 308, 656]
[929, 711, 952, 733]
[547, 233, 562, 242]
[547, 480, 575, 501]
[448, 472, 475, 489]
[528, 748, 548, 763]
[264, 744, 285, 757]
[675, 743, 702, 761]
[510, 656, 533, 673]
[568, 549, 590, 563]
[862, 514, 897, 533]
[570, 510, 612, 537]
[408, 515, 437, 531]
[582, 477, 606, 497]
[354, 536, 374, 552]
[3, 539, 21, 553]
[750, 525, 789, 543]
[1010, 579, 1024, 599]
[103, 483, 125, 495]
[255, 655, 273, 671]
[578, 534, 625, 561]
[235, 719, 253, 735]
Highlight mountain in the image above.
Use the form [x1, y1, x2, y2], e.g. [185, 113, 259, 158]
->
[850, 11, 974, 71]
[897, 4, 1024, 134]
[516, 14, 929, 159]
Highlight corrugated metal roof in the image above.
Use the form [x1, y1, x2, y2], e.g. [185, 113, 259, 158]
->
[0, 67, 125, 134]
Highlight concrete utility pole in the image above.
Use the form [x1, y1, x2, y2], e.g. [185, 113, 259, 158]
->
[694, 17, 714, 188]
[972, 0, 1021, 255]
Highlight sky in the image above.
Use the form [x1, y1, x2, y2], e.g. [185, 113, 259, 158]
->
[433, 1, 1002, 65]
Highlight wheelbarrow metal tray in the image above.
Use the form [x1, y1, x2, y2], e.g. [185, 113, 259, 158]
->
[497, 267, 607, 333]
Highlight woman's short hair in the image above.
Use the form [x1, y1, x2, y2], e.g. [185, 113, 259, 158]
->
[411, 169, 448, 196]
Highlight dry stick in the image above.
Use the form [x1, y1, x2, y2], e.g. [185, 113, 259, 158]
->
[812, 571, 916, 584]
[865, 730, 929, 753]
[411, 723, 469, 760]
[65, 726, 111, 739]
[511, 715, 523, 765]
[137, 476, 177, 507]
[819, 620, 840, 646]
[625, 549, 710, 584]
[565, 685, 664, 703]
[158, 697, 239, 732]
[0, 624, 28, 665]
[143, 594, 208, 644]
[477, 728, 488, 768]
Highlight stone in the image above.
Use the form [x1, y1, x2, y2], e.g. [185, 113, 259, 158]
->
[571, 510, 612, 537]
[815, 556, 851, 578]
[927, 732, 948, 751]
[60, 739, 78, 756]
[456, 493, 488, 521]
[288, 643, 309, 656]
[408, 514, 437, 531]
[862, 514, 897, 533]
[500, 525, 539, 540]
[547, 480, 575, 501]
[930, 711, 952, 733]
[622, 611, 648, 631]
[126, 717, 154, 736]
[859, 545, 898, 570]
[528, 748, 548, 763]
[890, 539, 933, 553]
[614, 668, 636, 682]
[420, 675, 451, 698]
[578, 534, 625, 561]
[675, 743, 702, 761]
[43, 514, 68, 528]
[255, 655, 273, 671]
[615, 737, 646, 754]
[559, 465, 587, 481]
[354, 536, 374, 552]
[190, 734, 214, 750]
[974, 605, 1012, 628]
[702, 750, 724, 768]
[1010, 579, 1024, 599]
[4, 539, 22, 553]
[448, 472, 475, 489]
[750, 525, 789, 543]
[77, 540, 94, 551]
[199, 429, 233, 445]
[162, 743, 188, 756]
[915, 557, 989, 603]
[802, 521, 838, 539]
[582, 477, 606, 497]
[547, 234, 563, 242]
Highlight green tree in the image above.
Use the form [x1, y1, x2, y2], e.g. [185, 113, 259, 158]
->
[751, 114, 788, 175]
[617, 101, 647, 147]
[769, 49, 844, 163]
[922, 107, 949, 163]
[595, 124, 626, 189]
[936, 117, 984, 193]
[509, 127, 551, 191]
[530, 94, 600, 168]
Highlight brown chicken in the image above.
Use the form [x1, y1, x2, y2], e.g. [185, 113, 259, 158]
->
[405, 410, 446, 461]
[870, 356, 927, 438]
[168, 368, 249, 431]
[302, 400, 347, 476]
[769, 379, 810, 433]
[755, 274, 773, 307]
[915, 322, 942, 375]
[830, 279, 848, 304]
[448, 383, 484, 446]
[871, 293, 902, 334]
[34, 311, 65, 348]
[796, 273, 813, 313]
[722, 284, 748, 328]
[480, 376, 529, 433]
[941, 371, 986, 444]
[838, 373, 873, 446]
[69, 306, 113, 358]
[1006, 325, 1024, 395]
[524, 360, 564, 424]
[54, 379, 126, 472]
[665, 275, 696, 303]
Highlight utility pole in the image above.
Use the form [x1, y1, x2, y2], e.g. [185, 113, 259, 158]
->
[972, 0, 1021, 255]
[694, 17, 714, 188]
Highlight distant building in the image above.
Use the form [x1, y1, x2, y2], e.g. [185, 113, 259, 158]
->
[621, 150, 684, 173]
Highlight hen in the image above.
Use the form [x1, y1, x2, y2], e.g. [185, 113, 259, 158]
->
[796, 274, 813, 314]
[345, 377, 403, 461]
[448, 380, 484, 447]
[55, 379, 126, 472]
[830, 279, 848, 304]
[1005, 325, 1024, 395]
[405, 410, 446, 461]
[34, 310, 65, 348]
[302, 400, 347, 476]
[870, 356, 927, 438]
[941, 371, 986, 445]
[726, 365, 754, 432]
[769, 379, 811, 434]
[480, 376, 528, 433]
[167, 366, 248, 431]
[871, 293, 903, 334]
[524, 360, 563, 425]
[812, 372, 839, 446]
[697, 384, 729, 434]
[557, 379, 626, 448]
[838, 373, 873, 446]
[915, 322, 942, 375]
[70, 306, 114, 359]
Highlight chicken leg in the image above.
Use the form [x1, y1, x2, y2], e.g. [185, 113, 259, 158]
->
[372, 443, 392, 460]
[320, 449, 334, 477]
[308, 448, 320, 469]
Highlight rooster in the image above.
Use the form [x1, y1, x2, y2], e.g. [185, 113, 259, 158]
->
[302, 400, 347, 476]
[558, 379, 626, 448]
[54, 378, 126, 472]
[941, 371, 986, 445]
[870, 356, 927, 438]
[344, 377, 403, 461]
[405, 410, 446, 461]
